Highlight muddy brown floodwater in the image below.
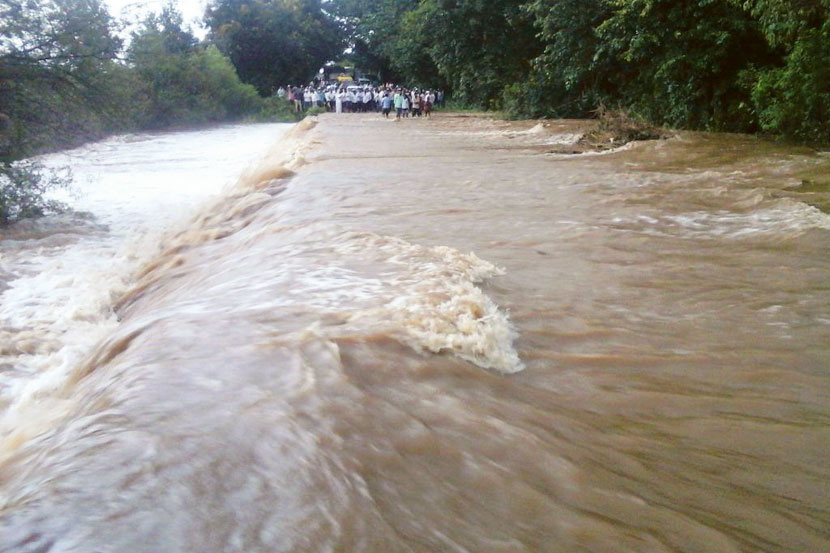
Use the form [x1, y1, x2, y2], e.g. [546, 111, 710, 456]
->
[1, 114, 828, 553]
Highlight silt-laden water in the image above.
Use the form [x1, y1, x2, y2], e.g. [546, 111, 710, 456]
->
[0, 115, 828, 553]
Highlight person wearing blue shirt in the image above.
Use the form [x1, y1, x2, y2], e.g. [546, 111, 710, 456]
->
[381, 93, 393, 118]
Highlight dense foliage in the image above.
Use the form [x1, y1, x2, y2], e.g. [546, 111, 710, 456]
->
[745, 0, 830, 142]
[0, 160, 69, 225]
[333, 0, 445, 87]
[128, 7, 262, 128]
[338, 0, 829, 143]
[205, 0, 343, 93]
[404, 0, 542, 107]
[1, 0, 120, 223]
[0, 0, 122, 162]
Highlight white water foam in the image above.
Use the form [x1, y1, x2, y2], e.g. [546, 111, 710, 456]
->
[170, 226, 525, 375]
[0, 123, 293, 450]
[610, 198, 830, 239]
[334, 233, 524, 374]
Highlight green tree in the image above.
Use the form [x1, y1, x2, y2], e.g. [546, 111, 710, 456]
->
[593, 0, 772, 130]
[520, 0, 614, 117]
[0, 0, 122, 161]
[205, 0, 343, 92]
[0, 0, 121, 225]
[519, 0, 785, 132]
[743, 0, 830, 142]
[333, 0, 439, 86]
[0, 160, 70, 225]
[404, 0, 542, 107]
[334, 0, 542, 104]
[128, 6, 261, 128]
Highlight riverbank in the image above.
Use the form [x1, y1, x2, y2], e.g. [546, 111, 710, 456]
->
[1, 113, 828, 552]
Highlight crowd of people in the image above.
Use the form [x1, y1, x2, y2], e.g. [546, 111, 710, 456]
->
[275, 84, 445, 119]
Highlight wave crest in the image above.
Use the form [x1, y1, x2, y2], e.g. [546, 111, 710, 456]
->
[336, 233, 524, 374]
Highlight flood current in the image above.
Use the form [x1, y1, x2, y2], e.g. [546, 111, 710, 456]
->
[0, 115, 828, 552]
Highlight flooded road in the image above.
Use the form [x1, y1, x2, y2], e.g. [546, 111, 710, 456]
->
[1, 115, 828, 552]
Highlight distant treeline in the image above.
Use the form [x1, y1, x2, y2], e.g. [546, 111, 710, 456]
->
[336, 0, 829, 144]
[2, 0, 828, 168]
[0, 0, 339, 166]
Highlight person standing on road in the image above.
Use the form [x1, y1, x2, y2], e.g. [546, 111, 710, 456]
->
[303, 87, 312, 110]
[354, 88, 363, 112]
[394, 89, 404, 119]
[293, 87, 303, 112]
[335, 89, 344, 113]
[363, 88, 373, 112]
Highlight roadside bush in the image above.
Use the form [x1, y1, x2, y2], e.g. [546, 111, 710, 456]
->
[252, 98, 331, 122]
[502, 80, 563, 119]
[304, 105, 328, 117]
[254, 97, 304, 122]
[751, 20, 830, 143]
[437, 98, 485, 113]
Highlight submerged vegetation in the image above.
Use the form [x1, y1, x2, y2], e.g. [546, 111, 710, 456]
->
[0, 160, 69, 225]
[579, 106, 668, 150]
[1, 0, 827, 223]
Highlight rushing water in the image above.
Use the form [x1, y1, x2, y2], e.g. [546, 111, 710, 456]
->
[0, 123, 291, 447]
[0, 115, 828, 553]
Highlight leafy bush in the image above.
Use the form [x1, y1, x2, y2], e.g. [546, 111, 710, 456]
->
[0, 0, 123, 160]
[502, 80, 566, 119]
[438, 98, 485, 113]
[304, 105, 328, 117]
[196, 46, 262, 118]
[0, 161, 70, 226]
[253, 97, 304, 122]
[750, 20, 830, 143]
